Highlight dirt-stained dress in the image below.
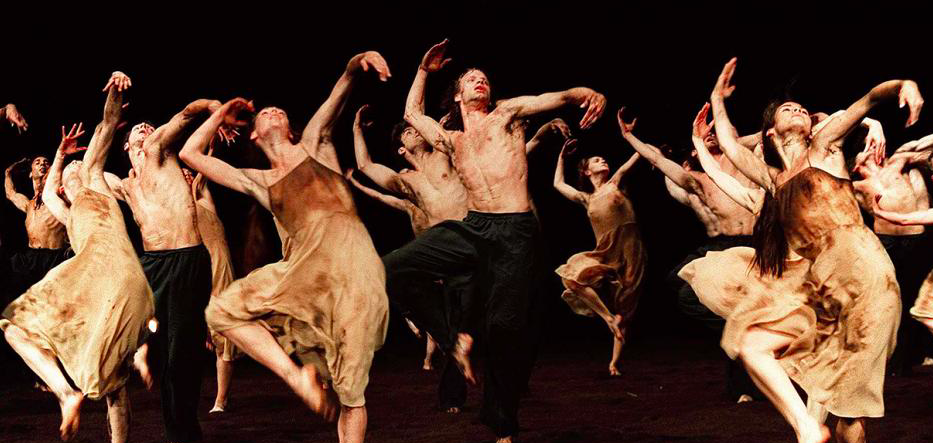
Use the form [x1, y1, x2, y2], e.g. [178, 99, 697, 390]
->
[196, 201, 240, 362]
[1, 187, 154, 400]
[205, 156, 388, 407]
[679, 167, 900, 417]
[555, 186, 646, 329]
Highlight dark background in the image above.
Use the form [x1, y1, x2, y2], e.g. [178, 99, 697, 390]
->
[2, 10, 931, 372]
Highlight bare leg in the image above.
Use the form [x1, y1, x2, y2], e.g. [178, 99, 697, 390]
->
[132, 344, 153, 391]
[609, 337, 624, 376]
[221, 323, 337, 421]
[4, 324, 84, 440]
[337, 405, 367, 443]
[739, 327, 829, 443]
[404, 318, 422, 338]
[835, 417, 866, 443]
[105, 385, 130, 443]
[563, 279, 623, 340]
[210, 357, 233, 413]
[423, 335, 437, 371]
[807, 398, 829, 424]
[452, 333, 477, 385]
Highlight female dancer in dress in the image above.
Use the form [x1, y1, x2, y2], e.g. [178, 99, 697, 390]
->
[1, 72, 153, 443]
[678, 58, 922, 443]
[179, 52, 390, 443]
[553, 135, 643, 376]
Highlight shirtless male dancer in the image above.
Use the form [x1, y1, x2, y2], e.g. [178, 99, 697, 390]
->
[104, 93, 220, 442]
[4, 156, 70, 294]
[350, 106, 568, 412]
[384, 39, 606, 443]
[853, 134, 933, 373]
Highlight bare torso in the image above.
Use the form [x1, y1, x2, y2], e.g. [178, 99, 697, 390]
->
[396, 150, 469, 229]
[448, 109, 530, 213]
[122, 152, 202, 251]
[690, 171, 757, 237]
[24, 199, 68, 249]
[854, 167, 928, 235]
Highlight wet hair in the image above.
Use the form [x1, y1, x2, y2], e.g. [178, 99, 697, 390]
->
[751, 100, 791, 277]
[576, 157, 597, 194]
[441, 68, 495, 131]
[391, 121, 411, 149]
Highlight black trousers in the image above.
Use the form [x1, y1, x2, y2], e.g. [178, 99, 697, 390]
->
[141, 244, 212, 443]
[879, 232, 933, 374]
[668, 235, 759, 400]
[3, 247, 73, 305]
[383, 211, 540, 437]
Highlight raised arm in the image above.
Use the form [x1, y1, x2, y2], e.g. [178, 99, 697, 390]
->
[873, 194, 933, 225]
[344, 169, 412, 213]
[501, 87, 606, 130]
[526, 118, 571, 155]
[664, 176, 691, 205]
[352, 105, 406, 194]
[4, 159, 30, 212]
[43, 124, 86, 225]
[404, 40, 455, 154]
[887, 133, 933, 170]
[710, 58, 777, 193]
[813, 79, 923, 153]
[692, 103, 763, 213]
[147, 99, 222, 152]
[302, 51, 391, 173]
[83, 72, 129, 176]
[103, 172, 127, 201]
[1, 103, 28, 134]
[553, 139, 587, 205]
[179, 98, 271, 210]
[616, 108, 703, 196]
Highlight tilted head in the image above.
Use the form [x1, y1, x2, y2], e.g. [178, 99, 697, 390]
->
[391, 121, 427, 156]
[760, 100, 811, 169]
[61, 160, 83, 203]
[442, 68, 495, 131]
[124, 122, 156, 156]
[576, 156, 609, 193]
[250, 106, 295, 144]
[703, 127, 721, 152]
[30, 156, 50, 180]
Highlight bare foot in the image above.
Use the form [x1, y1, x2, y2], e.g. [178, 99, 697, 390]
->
[422, 360, 433, 371]
[444, 407, 461, 414]
[923, 357, 933, 367]
[608, 365, 621, 377]
[59, 392, 83, 441]
[133, 347, 153, 391]
[290, 365, 338, 422]
[796, 419, 830, 443]
[453, 333, 477, 385]
[606, 315, 624, 340]
[496, 436, 513, 443]
[209, 402, 226, 413]
[736, 394, 753, 404]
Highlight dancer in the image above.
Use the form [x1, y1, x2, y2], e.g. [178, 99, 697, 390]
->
[849, 133, 933, 374]
[181, 159, 239, 414]
[4, 156, 71, 296]
[104, 93, 218, 443]
[553, 136, 643, 376]
[180, 51, 391, 443]
[679, 57, 920, 443]
[1, 73, 153, 443]
[385, 39, 606, 442]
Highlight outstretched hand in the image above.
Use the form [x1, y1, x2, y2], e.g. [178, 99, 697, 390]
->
[59, 123, 86, 155]
[579, 90, 607, 129]
[216, 126, 240, 146]
[692, 102, 714, 139]
[713, 58, 737, 99]
[421, 39, 452, 73]
[103, 71, 132, 93]
[616, 107, 637, 135]
[4, 103, 28, 134]
[354, 51, 392, 82]
[899, 80, 924, 127]
[548, 118, 572, 139]
[354, 105, 373, 129]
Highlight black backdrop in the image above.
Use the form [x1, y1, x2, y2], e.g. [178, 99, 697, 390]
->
[1, 10, 931, 367]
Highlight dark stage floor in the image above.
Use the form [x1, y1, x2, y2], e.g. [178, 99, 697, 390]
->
[3, 335, 933, 443]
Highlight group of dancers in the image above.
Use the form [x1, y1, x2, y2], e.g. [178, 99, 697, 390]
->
[0, 39, 931, 443]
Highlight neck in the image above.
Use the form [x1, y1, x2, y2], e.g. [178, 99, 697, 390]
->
[257, 139, 293, 169]
[590, 173, 608, 189]
[32, 177, 44, 196]
[776, 133, 810, 170]
[460, 101, 489, 131]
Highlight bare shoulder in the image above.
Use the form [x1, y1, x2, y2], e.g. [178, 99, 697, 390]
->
[241, 168, 276, 188]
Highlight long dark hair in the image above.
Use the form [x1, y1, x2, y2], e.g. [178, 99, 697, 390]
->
[751, 100, 789, 277]
[576, 157, 596, 194]
[441, 68, 495, 131]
